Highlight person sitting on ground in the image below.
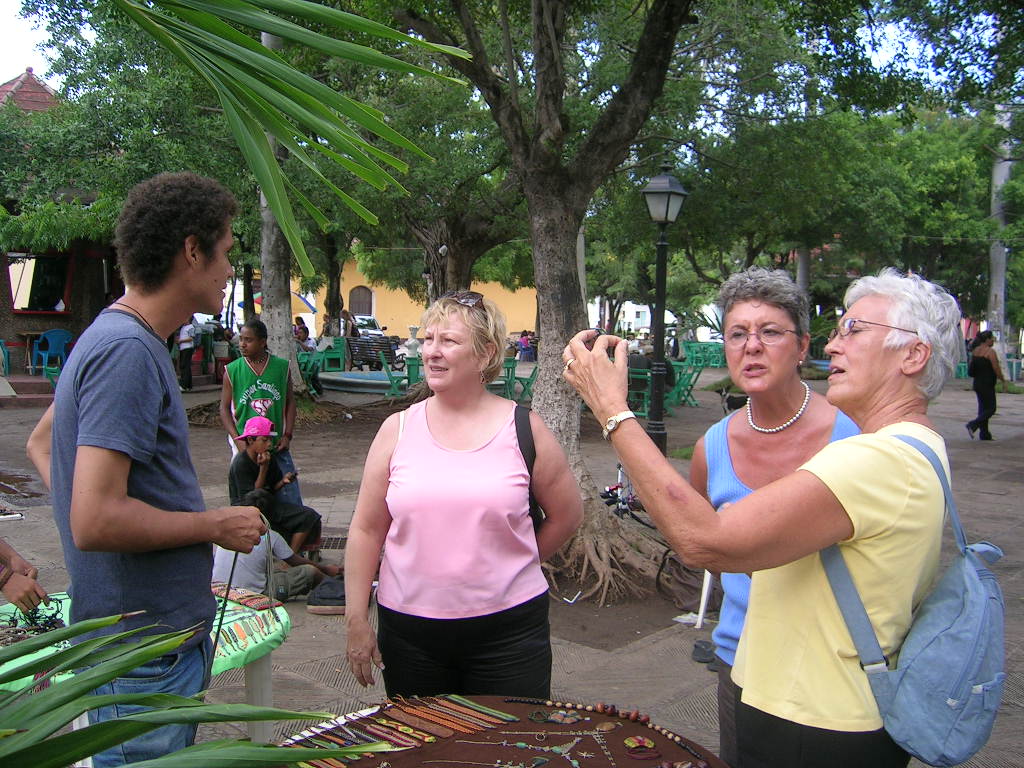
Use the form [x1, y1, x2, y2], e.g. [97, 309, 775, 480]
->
[0, 537, 49, 614]
[229, 416, 322, 554]
[212, 528, 338, 601]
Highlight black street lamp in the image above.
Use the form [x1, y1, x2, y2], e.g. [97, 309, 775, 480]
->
[640, 162, 687, 455]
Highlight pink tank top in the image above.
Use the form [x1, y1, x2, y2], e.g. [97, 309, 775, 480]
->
[377, 400, 548, 619]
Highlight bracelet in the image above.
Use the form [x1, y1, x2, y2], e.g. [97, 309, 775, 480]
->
[0, 563, 12, 589]
[283, 432, 293, 439]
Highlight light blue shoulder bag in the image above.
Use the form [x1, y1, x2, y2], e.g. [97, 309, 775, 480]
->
[820, 434, 1005, 767]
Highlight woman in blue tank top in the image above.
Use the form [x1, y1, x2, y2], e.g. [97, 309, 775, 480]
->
[688, 268, 859, 766]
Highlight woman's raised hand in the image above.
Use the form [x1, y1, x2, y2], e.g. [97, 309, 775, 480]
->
[562, 329, 630, 423]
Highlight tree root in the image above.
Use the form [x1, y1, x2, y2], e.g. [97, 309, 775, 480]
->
[549, 499, 667, 606]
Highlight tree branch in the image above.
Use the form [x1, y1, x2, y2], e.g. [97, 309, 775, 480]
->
[393, 5, 531, 169]
[569, 0, 697, 207]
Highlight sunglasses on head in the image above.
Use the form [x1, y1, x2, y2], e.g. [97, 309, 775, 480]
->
[440, 290, 484, 308]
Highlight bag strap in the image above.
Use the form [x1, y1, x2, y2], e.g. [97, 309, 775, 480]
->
[514, 404, 545, 530]
[820, 434, 956, 676]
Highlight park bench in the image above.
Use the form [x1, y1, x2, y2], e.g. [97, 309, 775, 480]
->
[296, 351, 323, 395]
[378, 351, 409, 397]
[514, 365, 539, 403]
[349, 335, 400, 370]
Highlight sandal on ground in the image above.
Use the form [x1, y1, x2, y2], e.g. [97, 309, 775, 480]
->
[691, 639, 715, 664]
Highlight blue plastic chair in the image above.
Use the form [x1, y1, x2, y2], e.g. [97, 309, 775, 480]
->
[32, 329, 73, 372]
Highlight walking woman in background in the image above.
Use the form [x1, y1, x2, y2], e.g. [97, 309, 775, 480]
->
[689, 267, 858, 766]
[345, 291, 582, 697]
[966, 330, 1006, 441]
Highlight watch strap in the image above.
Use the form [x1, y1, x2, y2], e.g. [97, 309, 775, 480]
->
[602, 410, 636, 439]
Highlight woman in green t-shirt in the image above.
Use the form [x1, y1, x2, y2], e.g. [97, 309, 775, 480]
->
[219, 319, 303, 507]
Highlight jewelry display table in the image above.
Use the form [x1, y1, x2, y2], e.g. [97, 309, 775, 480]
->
[281, 695, 726, 768]
[0, 592, 290, 746]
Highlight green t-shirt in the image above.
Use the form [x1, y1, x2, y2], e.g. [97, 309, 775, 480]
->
[226, 355, 290, 447]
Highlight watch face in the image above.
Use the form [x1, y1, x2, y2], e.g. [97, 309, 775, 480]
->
[605, 417, 616, 430]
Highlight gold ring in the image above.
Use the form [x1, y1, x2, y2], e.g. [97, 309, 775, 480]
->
[563, 358, 575, 373]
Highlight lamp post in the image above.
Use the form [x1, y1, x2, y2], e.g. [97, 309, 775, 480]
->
[640, 162, 688, 455]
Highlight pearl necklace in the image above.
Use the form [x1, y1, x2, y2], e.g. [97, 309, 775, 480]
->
[746, 381, 811, 434]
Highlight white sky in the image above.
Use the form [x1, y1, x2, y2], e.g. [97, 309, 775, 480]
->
[1, 8, 57, 87]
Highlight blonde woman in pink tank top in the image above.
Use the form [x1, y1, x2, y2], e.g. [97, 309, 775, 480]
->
[344, 291, 582, 697]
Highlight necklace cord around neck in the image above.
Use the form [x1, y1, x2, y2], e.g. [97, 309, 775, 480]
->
[110, 301, 156, 336]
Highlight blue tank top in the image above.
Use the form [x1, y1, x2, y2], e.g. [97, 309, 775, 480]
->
[706, 408, 859, 665]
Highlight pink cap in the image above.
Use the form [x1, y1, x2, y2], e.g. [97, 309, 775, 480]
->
[234, 416, 277, 440]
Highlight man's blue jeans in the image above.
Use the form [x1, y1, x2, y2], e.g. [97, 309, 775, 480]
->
[275, 448, 303, 506]
[88, 637, 212, 767]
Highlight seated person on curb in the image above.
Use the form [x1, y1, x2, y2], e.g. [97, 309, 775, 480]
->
[212, 529, 339, 601]
[295, 325, 316, 352]
[229, 416, 322, 554]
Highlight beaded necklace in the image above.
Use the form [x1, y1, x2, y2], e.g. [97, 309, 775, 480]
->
[745, 380, 811, 434]
[244, 350, 270, 376]
[501, 698, 709, 765]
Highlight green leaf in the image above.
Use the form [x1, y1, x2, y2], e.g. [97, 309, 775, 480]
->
[1, 631, 195, 729]
[4, 703, 356, 768]
[168, 0, 466, 84]
[0, 613, 141, 668]
[238, 0, 470, 60]
[0, 623, 162, 688]
[216, 87, 315, 275]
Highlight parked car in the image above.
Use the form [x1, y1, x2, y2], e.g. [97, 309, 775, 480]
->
[353, 314, 386, 336]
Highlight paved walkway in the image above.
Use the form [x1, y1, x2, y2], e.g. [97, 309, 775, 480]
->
[0, 375, 1020, 765]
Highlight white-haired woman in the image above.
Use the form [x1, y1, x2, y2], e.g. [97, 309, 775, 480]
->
[689, 267, 859, 766]
[345, 291, 582, 697]
[563, 269, 962, 767]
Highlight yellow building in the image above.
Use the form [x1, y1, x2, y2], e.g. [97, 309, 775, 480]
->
[309, 260, 538, 339]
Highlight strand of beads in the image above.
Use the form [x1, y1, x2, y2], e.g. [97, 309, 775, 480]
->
[502, 699, 709, 768]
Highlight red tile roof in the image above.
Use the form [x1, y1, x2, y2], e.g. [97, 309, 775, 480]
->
[0, 67, 57, 112]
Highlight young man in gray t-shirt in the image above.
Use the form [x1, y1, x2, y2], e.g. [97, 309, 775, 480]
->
[27, 172, 265, 767]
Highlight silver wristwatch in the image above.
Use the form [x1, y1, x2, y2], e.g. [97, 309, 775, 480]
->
[602, 410, 636, 440]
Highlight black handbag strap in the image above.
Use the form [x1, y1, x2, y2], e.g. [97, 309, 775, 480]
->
[514, 405, 545, 530]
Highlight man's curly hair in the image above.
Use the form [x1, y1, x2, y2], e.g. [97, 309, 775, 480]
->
[114, 172, 238, 292]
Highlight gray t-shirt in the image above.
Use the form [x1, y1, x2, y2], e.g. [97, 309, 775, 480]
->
[51, 309, 214, 647]
[212, 530, 293, 594]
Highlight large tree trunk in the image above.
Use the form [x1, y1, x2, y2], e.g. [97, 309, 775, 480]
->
[259, 32, 304, 394]
[527, 187, 661, 602]
[324, 232, 342, 320]
[242, 264, 256, 323]
[395, 0, 694, 602]
[988, 105, 1012, 363]
[795, 246, 810, 293]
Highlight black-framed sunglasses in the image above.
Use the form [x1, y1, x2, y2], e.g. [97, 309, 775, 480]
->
[440, 290, 484, 308]
[827, 317, 918, 342]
